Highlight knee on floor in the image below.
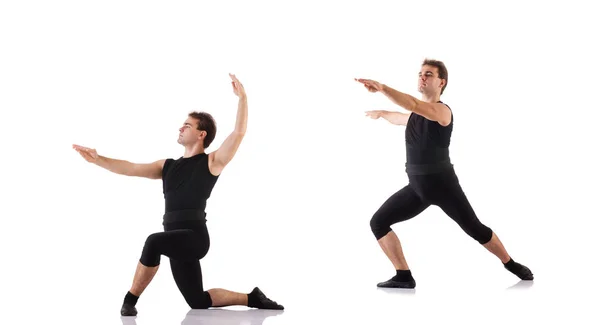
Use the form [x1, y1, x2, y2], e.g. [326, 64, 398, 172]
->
[187, 291, 212, 309]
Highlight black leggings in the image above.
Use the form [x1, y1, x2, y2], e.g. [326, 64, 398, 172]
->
[370, 168, 493, 244]
[139, 213, 212, 309]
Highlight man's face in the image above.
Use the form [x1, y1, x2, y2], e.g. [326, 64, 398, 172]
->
[418, 65, 445, 95]
[177, 117, 205, 145]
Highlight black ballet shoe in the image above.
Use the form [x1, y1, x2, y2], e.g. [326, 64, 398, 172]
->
[248, 287, 284, 310]
[504, 259, 534, 281]
[377, 277, 416, 289]
[120, 303, 138, 317]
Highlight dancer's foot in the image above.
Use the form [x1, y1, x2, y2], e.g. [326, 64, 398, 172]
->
[121, 291, 139, 316]
[247, 287, 284, 310]
[504, 259, 534, 280]
[377, 269, 416, 288]
[120, 303, 137, 316]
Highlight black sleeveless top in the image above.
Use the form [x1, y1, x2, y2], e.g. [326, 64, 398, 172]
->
[404, 101, 454, 175]
[161, 153, 219, 215]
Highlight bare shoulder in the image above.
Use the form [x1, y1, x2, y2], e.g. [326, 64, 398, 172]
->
[434, 102, 452, 126]
[433, 102, 451, 111]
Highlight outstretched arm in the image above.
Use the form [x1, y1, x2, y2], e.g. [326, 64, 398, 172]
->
[380, 85, 451, 126]
[208, 74, 247, 176]
[72, 144, 165, 179]
[356, 78, 451, 126]
[365, 110, 412, 126]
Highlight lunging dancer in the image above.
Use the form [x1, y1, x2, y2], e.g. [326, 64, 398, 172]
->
[356, 59, 533, 288]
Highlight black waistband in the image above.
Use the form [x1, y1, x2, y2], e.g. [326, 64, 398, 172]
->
[406, 146, 450, 163]
[163, 209, 207, 225]
[405, 159, 453, 175]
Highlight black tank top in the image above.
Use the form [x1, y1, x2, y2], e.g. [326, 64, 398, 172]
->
[404, 101, 454, 175]
[161, 153, 219, 214]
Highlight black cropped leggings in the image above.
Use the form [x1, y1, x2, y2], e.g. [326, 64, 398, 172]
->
[370, 168, 493, 244]
[139, 214, 212, 309]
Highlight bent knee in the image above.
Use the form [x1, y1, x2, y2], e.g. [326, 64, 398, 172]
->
[463, 223, 493, 245]
[140, 233, 162, 267]
[370, 215, 391, 240]
[477, 226, 493, 245]
[143, 232, 161, 248]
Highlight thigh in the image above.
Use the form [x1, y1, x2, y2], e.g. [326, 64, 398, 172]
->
[148, 228, 210, 261]
[433, 174, 484, 228]
[436, 184, 478, 224]
[436, 184, 493, 243]
[372, 184, 430, 225]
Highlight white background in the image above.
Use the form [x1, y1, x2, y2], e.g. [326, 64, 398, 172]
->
[1, 0, 598, 324]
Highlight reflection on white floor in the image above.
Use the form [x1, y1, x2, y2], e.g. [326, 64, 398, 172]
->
[505, 280, 534, 290]
[122, 309, 285, 325]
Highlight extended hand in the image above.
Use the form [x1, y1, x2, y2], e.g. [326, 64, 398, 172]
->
[355, 78, 384, 93]
[72, 144, 99, 163]
[365, 110, 385, 119]
[229, 73, 246, 99]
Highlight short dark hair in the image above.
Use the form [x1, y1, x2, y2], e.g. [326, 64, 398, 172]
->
[188, 111, 216, 149]
[422, 59, 448, 94]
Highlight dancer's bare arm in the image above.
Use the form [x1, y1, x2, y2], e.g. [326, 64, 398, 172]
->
[365, 110, 411, 126]
[72, 144, 165, 179]
[208, 74, 247, 176]
[356, 78, 451, 126]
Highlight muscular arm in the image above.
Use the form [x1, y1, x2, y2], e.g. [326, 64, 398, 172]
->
[208, 96, 248, 175]
[95, 156, 165, 179]
[380, 85, 451, 126]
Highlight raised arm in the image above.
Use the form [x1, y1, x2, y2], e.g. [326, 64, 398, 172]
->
[365, 110, 412, 126]
[72, 144, 165, 179]
[208, 74, 247, 176]
[356, 78, 451, 126]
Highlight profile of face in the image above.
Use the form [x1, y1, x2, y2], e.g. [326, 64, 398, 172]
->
[418, 65, 446, 95]
[177, 117, 206, 146]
